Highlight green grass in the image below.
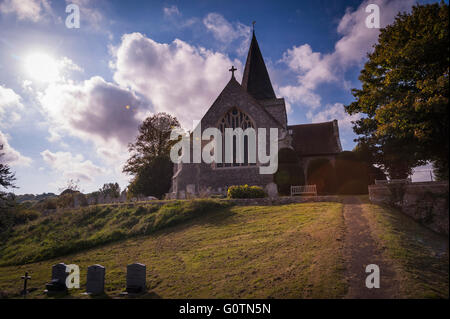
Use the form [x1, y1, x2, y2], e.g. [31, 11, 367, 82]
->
[0, 202, 347, 299]
[362, 202, 449, 298]
[0, 199, 231, 266]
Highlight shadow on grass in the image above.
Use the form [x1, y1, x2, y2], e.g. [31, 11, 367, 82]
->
[370, 203, 449, 298]
[0, 200, 237, 267]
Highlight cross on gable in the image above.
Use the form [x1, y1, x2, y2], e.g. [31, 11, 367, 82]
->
[229, 66, 237, 78]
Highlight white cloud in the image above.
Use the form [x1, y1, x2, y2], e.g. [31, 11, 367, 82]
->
[279, 0, 415, 109]
[203, 13, 251, 56]
[278, 84, 321, 109]
[163, 5, 181, 18]
[111, 32, 242, 129]
[0, 85, 24, 126]
[38, 76, 148, 161]
[0, 0, 54, 22]
[0, 130, 32, 166]
[41, 149, 105, 182]
[307, 103, 361, 129]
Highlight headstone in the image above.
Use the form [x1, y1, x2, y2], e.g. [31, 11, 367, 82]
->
[119, 190, 127, 202]
[45, 263, 68, 292]
[186, 184, 196, 196]
[265, 182, 278, 198]
[126, 263, 146, 293]
[86, 264, 105, 295]
[178, 190, 186, 199]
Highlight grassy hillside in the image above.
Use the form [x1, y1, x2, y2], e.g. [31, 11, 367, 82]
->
[0, 201, 347, 298]
[0, 200, 232, 266]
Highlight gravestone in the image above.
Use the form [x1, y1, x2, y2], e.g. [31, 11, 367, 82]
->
[86, 264, 105, 295]
[126, 263, 146, 293]
[178, 190, 186, 199]
[186, 184, 196, 196]
[265, 182, 278, 198]
[45, 263, 68, 293]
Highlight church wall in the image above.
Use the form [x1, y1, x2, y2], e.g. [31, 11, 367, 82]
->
[200, 79, 283, 134]
[198, 163, 274, 194]
[170, 80, 286, 197]
[259, 98, 288, 128]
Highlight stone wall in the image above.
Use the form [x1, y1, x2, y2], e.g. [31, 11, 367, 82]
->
[227, 195, 341, 206]
[368, 181, 449, 235]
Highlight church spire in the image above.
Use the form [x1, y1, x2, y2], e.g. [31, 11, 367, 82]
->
[241, 29, 276, 100]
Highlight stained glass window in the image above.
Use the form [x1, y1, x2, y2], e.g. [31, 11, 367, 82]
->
[216, 107, 256, 167]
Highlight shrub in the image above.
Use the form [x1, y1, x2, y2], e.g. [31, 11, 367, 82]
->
[336, 180, 368, 195]
[227, 185, 266, 199]
[13, 209, 40, 224]
[275, 148, 305, 195]
[307, 158, 337, 195]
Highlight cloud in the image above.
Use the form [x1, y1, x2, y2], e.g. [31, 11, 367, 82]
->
[163, 5, 181, 18]
[203, 13, 251, 56]
[279, 0, 415, 109]
[0, 130, 32, 166]
[38, 76, 148, 160]
[0, 0, 54, 22]
[111, 32, 242, 129]
[307, 103, 361, 129]
[278, 84, 321, 109]
[41, 149, 105, 182]
[0, 85, 24, 126]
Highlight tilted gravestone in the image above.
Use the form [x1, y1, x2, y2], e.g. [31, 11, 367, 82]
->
[126, 263, 146, 293]
[86, 264, 105, 295]
[45, 263, 68, 292]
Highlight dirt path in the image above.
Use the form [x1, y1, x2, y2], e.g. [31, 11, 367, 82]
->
[342, 196, 401, 298]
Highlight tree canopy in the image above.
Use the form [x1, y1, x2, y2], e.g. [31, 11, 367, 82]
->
[345, 3, 449, 179]
[99, 183, 121, 198]
[124, 113, 180, 198]
[123, 112, 180, 175]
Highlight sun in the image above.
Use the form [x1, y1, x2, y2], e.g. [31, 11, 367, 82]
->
[24, 53, 60, 83]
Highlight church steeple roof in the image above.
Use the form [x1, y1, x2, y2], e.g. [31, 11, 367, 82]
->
[241, 31, 276, 100]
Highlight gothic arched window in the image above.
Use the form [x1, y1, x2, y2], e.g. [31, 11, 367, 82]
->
[216, 107, 256, 167]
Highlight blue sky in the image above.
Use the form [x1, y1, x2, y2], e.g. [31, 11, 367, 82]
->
[0, 0, 441, 194]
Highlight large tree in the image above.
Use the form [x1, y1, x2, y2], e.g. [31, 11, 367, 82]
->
[124, 113, 180, 198]
[99, 182, 121, 198]
[345, 3, 449, 179]
[127, 156, 173, 199]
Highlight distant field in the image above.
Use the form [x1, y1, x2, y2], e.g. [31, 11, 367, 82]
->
[0, 202, 347, 298]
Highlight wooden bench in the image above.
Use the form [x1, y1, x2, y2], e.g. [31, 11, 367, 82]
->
[291, 185, 317, 196]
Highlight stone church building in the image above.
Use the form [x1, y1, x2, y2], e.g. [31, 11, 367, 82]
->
[169, 31, 342, 198]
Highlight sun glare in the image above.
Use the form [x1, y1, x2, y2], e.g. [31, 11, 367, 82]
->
[24, 53, 60, 83]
